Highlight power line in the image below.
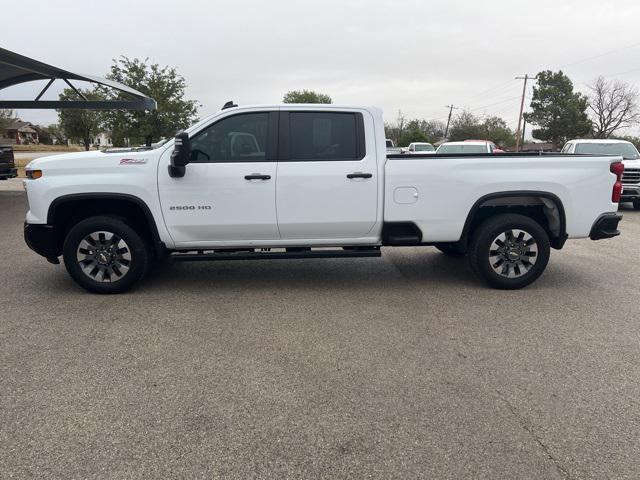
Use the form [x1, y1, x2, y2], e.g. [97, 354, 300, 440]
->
[466, 95, 522, 112]
[559, 41, 640, 69]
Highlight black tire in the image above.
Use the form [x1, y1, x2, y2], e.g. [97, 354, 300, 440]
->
[633, 199, 640, 210]
[435, 243, 466, 257]
[468, 214, 550, 290]
[62, 216, 149, 294]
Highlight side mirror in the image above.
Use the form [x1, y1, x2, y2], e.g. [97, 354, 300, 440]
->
[168, 131, 191, 178]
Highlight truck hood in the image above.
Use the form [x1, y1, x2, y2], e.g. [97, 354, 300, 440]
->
[623, 158, 640, 169]
[26, 149, 162, 171]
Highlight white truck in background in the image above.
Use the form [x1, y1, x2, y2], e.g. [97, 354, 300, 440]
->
[562, 139, 640, 210]
[405, 142, 435, 154]
[23, 103, 623, 293]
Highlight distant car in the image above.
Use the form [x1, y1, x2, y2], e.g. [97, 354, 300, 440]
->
[0, 145, 17, 180]
[436, 140, 499, 154]
[562, 139, 640, 210]
[385, 138, 402, 154]
[405, 142, 435, 154]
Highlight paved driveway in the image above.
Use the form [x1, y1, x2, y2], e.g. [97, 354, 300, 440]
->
[1, 192, 639, 479]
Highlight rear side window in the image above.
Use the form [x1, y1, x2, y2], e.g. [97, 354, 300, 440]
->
[287, 112, 364, 161]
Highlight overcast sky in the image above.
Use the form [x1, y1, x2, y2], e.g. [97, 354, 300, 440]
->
[3, 0, 640, 135]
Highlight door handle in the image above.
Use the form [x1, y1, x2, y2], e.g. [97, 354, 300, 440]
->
[346, 172, 373, 179]
[244, 174, 271, 180]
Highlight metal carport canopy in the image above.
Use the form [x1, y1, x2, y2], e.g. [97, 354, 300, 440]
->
[0, 47, 157, 110]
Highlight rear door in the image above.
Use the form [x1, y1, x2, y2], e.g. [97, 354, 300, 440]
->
[276, 110, 378, 239]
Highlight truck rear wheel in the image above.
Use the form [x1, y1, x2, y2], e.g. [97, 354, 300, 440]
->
[62, 216, 149, 294]
[468, 214, 550, 289]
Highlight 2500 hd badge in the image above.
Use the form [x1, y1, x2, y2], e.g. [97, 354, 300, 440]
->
[169, 205, 212, 211]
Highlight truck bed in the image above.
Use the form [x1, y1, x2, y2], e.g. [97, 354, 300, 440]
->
[384, 152, 619, 241]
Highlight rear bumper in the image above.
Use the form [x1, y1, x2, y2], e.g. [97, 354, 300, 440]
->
[589, 213, 622, 240]
[0, 167, 17, 179]
[24, 222, 61, 261]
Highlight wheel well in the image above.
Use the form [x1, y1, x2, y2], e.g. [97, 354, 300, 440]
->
[47, 195, 161, 257]
[461, 193, 566, 250]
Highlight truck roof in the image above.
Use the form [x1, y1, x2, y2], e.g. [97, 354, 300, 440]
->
[567, 139, 633, 144]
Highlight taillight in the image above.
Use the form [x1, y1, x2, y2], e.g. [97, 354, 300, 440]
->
[610, 162, 624, 203]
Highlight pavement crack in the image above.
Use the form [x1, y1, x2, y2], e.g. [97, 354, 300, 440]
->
[494, 388, 573, 480]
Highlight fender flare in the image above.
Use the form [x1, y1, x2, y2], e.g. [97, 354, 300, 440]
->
[47, 193, 165, 254]
[460, 190, 567, 249]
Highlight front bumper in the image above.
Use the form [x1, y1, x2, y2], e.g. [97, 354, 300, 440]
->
[589, 213, 622, 240]
[0, 167, 17, 179]
[621, 184, 640, 201]
[24, 222, 61, 262]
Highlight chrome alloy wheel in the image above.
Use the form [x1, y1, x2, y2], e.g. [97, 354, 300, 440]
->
[489, 229, 538, 278]
[76, 231, 132, 283]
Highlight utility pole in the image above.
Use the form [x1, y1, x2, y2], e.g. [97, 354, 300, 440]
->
[514, 74, 531, 152]
[444, 104, 458, 139]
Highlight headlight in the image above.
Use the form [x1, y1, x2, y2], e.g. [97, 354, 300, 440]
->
[26, 170, 42, 179]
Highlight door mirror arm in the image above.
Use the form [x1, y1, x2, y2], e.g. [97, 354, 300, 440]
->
[169, 131, 192, 178]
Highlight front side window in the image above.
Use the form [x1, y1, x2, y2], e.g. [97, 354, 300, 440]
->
[191, 113, 268, 162]
[289, 112, 360, 160]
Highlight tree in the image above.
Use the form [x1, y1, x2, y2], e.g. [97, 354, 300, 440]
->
[448, 111, 516, 147]
[57, 89, 106, 150]
[524, 70, 591, 146]
[44, 124, 68, 145]
[0, 109, 15, 132]
[283, 90, 332, 104]
[449, 111, 484, 141]
[104, 57, 199, 146]
[587, 76, 640, 138]
[482, 116, 517, 148]
[384, 110, 407, 146]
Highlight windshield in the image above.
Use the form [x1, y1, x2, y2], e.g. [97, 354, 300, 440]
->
[574, 142, 640, 159]
[415, 144, 435, 152]
[437, 144, 487, 154]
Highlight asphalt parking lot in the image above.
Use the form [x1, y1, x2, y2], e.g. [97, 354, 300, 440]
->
[1, 190, 639, 479]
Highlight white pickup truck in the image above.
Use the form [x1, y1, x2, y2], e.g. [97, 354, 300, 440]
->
[24, 104, 623, 293]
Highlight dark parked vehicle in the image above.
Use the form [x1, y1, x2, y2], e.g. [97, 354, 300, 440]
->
[0, 145, 17, 180]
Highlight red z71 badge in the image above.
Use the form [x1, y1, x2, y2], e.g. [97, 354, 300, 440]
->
[119, 158, 147, 165]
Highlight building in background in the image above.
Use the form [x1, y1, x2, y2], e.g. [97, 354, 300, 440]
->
[0, 119, 40, 144]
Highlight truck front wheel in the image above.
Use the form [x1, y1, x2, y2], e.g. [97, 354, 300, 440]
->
[468, 214, 550, 289]
[62, 216, 149, 294]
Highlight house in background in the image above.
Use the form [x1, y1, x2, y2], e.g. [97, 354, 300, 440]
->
[93, 131, 113, 148]
[1, 119, 41, 144]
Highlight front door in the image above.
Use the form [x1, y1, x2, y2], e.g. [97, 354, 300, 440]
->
[276, 110, 378, 239]
[158, 111, 280, 245]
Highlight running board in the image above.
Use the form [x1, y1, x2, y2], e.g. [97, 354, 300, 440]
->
[171, 247, 381, 262]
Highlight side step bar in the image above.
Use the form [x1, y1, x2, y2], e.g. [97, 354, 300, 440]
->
[171, 247, 381, 262]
